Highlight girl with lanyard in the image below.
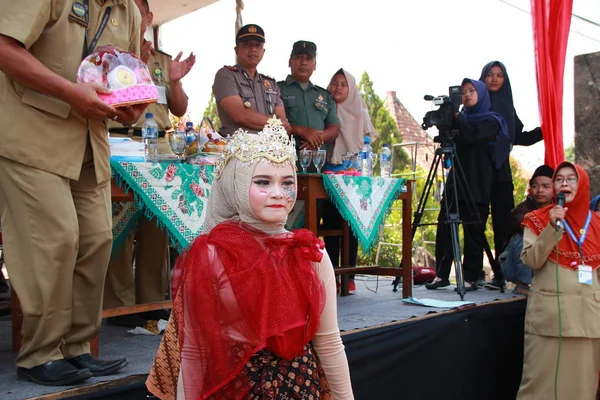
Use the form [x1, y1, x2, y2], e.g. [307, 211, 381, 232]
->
[146, 119, 354, 399]
[518, 162, 600, 399]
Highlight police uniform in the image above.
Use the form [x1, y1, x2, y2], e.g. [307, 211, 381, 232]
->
[0, 0, 140, 369]
[212, 65, 283, 136]
[104, 49, 175, 311]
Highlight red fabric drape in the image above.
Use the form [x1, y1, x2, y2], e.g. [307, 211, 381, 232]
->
[531, 0, 573, 169]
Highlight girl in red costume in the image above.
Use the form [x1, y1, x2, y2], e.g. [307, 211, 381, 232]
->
[518, 162, 600, 399]
[147, 119, 353, 399]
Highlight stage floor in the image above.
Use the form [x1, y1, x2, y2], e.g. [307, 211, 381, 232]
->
[0, 277, 519, 400]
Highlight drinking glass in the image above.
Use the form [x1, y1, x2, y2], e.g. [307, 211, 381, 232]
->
[313, 149, 326, 174]
[299, 149, 313, 173]
[371, 152, 378, 170]
[168, 131, 188, 162]
[342, 152, 353, 170]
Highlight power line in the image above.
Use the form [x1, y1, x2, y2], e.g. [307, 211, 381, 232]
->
[498, 0, 600, 43]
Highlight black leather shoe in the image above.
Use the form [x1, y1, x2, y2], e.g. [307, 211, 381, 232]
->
[425, 278, 450, 290]
[454, 283, 478, 292]
[66, 353, 128, 376]
[17, 359, 92, 386]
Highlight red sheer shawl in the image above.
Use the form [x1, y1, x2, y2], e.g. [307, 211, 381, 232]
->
[149, 221, 326, 400]
[522, 162, 600, 270]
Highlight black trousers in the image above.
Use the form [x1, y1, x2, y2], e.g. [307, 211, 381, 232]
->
[321, 200, 358, 269]
[490, 181, 515, 258]
[435, 197, 489, 283]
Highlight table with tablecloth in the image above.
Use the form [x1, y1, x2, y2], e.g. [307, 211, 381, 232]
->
[111, 164, 407, 257]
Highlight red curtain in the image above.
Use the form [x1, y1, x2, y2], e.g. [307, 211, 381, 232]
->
[531, 0, 573, 168]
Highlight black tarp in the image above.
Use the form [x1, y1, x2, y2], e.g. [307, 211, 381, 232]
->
[74, 299, 527, 400]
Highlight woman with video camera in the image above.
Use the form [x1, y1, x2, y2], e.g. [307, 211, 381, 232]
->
[426, 78, 508, 291]
[480, 61, 543, 289]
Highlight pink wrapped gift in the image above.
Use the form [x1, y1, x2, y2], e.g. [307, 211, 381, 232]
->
[77, 49, 158, 107]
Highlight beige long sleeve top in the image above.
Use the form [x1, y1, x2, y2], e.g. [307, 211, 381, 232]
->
[521, 225, 600, 338]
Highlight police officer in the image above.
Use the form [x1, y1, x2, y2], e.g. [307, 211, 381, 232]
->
[0, 0, 144, 386]
[278, 41, 339, 155]
[104, 0, 195, 327]
[213, 24, 290, 136]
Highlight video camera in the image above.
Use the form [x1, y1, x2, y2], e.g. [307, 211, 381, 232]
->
[421, 86, 462, 144]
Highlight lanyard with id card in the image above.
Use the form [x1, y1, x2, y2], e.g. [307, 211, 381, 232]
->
[81, 0, 112, 59]
[563, 211, 593, 285]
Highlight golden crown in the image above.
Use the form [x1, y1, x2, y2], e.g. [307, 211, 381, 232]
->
[214, 117, 296, 179]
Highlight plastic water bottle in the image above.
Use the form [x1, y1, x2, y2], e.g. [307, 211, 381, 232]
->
[185, 121, 197, 146]
[361, 137, 373, 177]
[142, 112, 159, 162]
[380, 144, 392, 178]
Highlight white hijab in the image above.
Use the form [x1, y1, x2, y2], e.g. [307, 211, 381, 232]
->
[327, 69, 379, 164]
[202, 158, 295, 235]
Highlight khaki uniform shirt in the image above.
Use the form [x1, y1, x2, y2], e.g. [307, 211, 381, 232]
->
[522, 225, 600, 338]
[212, 65, 283, 136]
[0, 0, 141, 183]
[278, 75, 339, 149]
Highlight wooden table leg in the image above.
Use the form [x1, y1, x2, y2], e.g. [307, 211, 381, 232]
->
[90, 337, 99, 357]
[304, 193, 318, 235]
[340, 220, 351, 296]
[402, 183, 413, 298]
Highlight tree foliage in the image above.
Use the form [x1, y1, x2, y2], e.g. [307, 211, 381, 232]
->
[203, 93, 221, 132]
[357, 157, 530, 269]
[169, 111, 191, 131]
[564, 144, 575, 162]
[358, 72, 409, 172]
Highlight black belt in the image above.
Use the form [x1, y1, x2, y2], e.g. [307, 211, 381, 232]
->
[109, 128, 167, 138]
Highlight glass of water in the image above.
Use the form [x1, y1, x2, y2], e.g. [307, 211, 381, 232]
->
[313, 149, 326, 174]
[168, 131, 188, 162]
[299, 149, 313, 173]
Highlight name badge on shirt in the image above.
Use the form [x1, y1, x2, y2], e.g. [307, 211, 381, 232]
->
[157, 86, 167, 104]
[578, 265, 592, 285]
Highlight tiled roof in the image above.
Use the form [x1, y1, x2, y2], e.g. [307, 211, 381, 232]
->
[383, 91, 436, 171]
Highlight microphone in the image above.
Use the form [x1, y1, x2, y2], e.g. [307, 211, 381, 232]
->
[556, 192, 566, 231]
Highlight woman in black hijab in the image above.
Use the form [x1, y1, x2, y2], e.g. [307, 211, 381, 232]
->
[479, 61, 543, 288]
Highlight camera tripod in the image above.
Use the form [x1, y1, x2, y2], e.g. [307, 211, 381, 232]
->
[392, 136, 505, 300]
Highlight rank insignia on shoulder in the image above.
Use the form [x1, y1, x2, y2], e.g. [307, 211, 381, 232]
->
[317, 94, 324, 101]
[264, 80, 272, 90]
[259, 73, 274, 81]
[225, 65, 239, 71]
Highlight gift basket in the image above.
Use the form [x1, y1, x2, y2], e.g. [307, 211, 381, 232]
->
[77, 49, 158, 107]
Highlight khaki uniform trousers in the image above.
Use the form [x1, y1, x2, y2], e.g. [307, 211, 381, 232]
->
[0, 143, 112, 368]
[103, 215, 168, 308]
[517, 333, 600, 400]
[104, 133, 169, 309]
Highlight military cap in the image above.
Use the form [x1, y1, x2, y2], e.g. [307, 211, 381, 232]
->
[236, 24, 265, 43]
[290, 40, 317, 58]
